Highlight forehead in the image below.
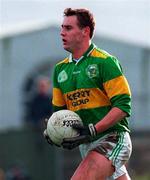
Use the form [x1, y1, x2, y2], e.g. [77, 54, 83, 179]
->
[62, 15, 79, 26]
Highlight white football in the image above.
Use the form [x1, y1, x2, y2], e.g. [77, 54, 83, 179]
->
[46, 110, 83, 146]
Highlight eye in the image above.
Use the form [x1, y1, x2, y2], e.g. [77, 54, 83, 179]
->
[61, 25, 73, 32]
[65, 26, 72, 31]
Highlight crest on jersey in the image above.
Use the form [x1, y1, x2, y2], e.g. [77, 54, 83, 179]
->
[86, 64, 99, 78]
[58, 70, 68, 83]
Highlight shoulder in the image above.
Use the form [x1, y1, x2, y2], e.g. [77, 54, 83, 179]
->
[90, 45, 122, 71]
[90, 46, 119, 66]
[90, 46, 112, 60]
[53, 57, 70, 73]
[56, 57, 69, 66]
[53, 57, 70, 76]
[91, 46, 120, 64]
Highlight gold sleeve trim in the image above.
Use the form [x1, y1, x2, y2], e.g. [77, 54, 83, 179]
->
[52, 88, 66, 106]
[103, 75, 131, 99]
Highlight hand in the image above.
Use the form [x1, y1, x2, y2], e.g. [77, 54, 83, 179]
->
[43, 119, 60, 147]
[43, 129, 54, 145]
[62, 123, 97, 150]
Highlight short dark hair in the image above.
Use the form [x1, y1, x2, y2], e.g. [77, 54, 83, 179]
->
[63, 8, 95, 39]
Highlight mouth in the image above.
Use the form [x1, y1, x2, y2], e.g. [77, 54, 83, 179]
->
[62, 39, 67, 45]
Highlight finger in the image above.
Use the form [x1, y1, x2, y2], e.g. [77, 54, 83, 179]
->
[62, 142, 78, 150]
[63, 136, 80, 143]
[62, 144, 75, 150]
[72, 123, 84, 130]
[43, 129, 48, 137]
[63, 135, 87, 143]
[44, 118, 49, 126]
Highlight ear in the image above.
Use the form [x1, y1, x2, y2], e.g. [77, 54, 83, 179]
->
[82, 27, 90, 37]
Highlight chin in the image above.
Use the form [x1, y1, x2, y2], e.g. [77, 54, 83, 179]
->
[63, 46, 71, 52]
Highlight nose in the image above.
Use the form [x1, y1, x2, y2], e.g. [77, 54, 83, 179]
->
[60, 28, 65, 37]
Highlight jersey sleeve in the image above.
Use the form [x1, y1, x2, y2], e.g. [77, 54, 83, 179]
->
[101, 56, 131, 116]
[52, 65, 67, 112]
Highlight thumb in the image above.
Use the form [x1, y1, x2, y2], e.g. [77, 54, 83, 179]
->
[43, 129, 48, 137]
[72, 124, 84, 130]
[44, 118, 49, 127]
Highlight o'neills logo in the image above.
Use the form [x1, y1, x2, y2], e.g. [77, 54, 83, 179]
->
[67, 90, 90, 107]
[58, 70, 68, 83]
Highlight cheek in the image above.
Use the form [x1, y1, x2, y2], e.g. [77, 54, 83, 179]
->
[73, 33, 83, 42]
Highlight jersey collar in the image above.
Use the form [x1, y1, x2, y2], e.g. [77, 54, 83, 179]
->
[68, 43, 96, 63]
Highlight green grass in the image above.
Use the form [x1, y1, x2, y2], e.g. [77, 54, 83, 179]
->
[132, 175, 150, 180]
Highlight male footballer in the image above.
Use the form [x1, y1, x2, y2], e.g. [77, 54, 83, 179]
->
[44, 8, 132, 180]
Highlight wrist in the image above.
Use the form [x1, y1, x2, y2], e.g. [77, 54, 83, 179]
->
[88, 124, 97, 137]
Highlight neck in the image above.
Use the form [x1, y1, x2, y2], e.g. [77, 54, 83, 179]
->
[72, 40, 91, 59]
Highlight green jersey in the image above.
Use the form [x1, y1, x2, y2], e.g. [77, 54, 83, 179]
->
[52, 43, 131, 139]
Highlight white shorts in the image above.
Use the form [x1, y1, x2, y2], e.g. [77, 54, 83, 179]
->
[79, 131, 132, 179]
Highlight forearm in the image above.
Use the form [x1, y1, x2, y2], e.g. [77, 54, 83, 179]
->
[95, 107, 127, 134]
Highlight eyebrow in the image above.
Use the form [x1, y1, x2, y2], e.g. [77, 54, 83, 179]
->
[61, 24, 72, 28]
